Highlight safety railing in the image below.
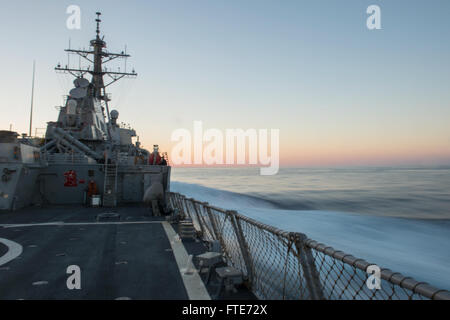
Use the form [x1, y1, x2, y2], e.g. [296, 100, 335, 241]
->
[43, 153, 96, 164]
[168, 192, 450, 300]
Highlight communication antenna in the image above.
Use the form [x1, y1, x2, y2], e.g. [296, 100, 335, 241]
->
[29, 60, 36, 137]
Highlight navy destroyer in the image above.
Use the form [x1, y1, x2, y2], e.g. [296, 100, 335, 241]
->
[1, 13, 448, 302]
[0, 13, 239, 300]
[0, 12, 170, 211]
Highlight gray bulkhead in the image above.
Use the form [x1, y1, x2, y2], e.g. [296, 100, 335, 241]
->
[38, 164, 170, 206]
[0, 140, 42, 210]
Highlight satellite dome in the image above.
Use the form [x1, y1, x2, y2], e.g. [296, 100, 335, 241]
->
[74, 78, 89, 88]
[69, 87, 87, 99]
[110, 110, 119, 119]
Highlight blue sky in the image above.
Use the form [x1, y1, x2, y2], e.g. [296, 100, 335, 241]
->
[0, 0, 449, 165]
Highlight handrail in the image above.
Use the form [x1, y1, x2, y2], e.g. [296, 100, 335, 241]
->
[168, 192, 450, 300]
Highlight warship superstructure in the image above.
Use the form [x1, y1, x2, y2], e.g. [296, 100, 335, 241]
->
[0, 12, 170, 211]
[0, 13, 255, 301]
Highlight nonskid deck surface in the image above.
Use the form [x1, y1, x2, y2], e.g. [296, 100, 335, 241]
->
[0, 206, 195, 300]
[0, 206, 157, 225]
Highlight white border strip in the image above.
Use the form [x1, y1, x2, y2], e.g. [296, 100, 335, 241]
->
[0, 238, 23, 266]
[0, 221, 163, 228]
[161, 221, 211, 300]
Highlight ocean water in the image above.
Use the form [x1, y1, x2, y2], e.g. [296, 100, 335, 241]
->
[171, 167, 450, 290]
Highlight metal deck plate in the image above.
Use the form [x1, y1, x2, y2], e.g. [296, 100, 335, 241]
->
[0, 206, 196, 300]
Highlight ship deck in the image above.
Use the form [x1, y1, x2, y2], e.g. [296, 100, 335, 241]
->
[0, 206, 256, 300]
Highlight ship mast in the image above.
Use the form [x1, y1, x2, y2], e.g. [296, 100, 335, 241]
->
[55, 12, 137, 104]
[92, 12, 106, 99]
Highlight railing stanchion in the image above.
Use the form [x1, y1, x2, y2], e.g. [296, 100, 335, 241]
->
[293, 232, 324, 300]
[181, 196, 191, 220]
[205, 204, 222, 242]
[191, 200, 206, 237]
[177, 194, 186, 218]
[228, 210, 254, 288]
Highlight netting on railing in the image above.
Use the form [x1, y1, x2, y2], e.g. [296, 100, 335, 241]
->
[237, 216, 308, 299]
[169, 192, 450, 301]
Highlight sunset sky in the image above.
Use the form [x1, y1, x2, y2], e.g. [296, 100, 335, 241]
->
[0, 0, 449, 166]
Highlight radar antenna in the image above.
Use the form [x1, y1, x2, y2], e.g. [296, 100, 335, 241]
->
[55, 12, 137, 102]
